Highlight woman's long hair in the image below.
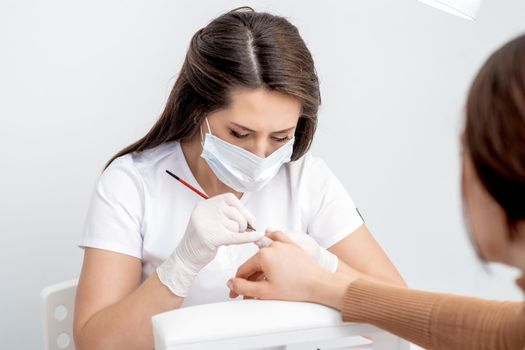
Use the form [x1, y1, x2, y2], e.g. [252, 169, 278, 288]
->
[106, 8, 320, 168]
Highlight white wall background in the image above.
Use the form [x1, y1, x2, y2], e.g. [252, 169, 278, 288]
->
[2, 0, 525, 349]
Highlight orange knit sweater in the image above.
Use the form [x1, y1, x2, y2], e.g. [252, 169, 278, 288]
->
[342, 279, 525, 349]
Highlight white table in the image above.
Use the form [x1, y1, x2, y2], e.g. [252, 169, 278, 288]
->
[152, 299, 410, 350]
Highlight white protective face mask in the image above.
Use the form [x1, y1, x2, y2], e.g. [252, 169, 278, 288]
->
[200, 118, 295, 193]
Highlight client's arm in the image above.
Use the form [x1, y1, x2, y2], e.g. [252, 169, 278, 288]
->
[228, 231, 525, 350]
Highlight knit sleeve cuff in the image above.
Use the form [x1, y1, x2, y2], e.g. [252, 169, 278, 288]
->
[342, 279, 439, 347]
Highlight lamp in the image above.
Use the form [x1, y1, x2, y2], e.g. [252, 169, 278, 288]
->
[418, 0, 483, 20]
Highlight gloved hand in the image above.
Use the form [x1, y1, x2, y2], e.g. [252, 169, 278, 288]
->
[157, 193, 264, 297]
[256, 230, 339, 273]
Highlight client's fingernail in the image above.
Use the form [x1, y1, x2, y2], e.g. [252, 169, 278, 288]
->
[258, 236, 273, 248]
[255, 239, 264, 249]
[227, 280, 233, 290]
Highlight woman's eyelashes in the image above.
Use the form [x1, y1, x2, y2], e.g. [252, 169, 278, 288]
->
[272, 135, 291, 143]
[230, 129, 250, 139]
[229, 129, 291, 143]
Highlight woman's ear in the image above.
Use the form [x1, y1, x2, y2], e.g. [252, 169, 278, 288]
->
[512, 220, 525, 241]
[509, 220, 525, 272]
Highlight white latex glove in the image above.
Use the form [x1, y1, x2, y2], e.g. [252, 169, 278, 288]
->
[157, 193, 264, 297]
[256, 229, 339, 273]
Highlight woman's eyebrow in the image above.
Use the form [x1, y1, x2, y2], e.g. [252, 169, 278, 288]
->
[231, 122, 295, 133]
[231, 122, 256, 132]
[273, 126, 295, 134]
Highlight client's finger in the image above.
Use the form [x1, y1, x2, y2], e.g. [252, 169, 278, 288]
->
[228, 277, 268, 299]
[230, 271, 264, 298]
[249, 271, 264, 282]
[265, 230, 295, 244]
[229, 252, 264, 298]
[246, 271, 266, 299]
[255, 236, 273, 248]
[235, 250, 265, 279]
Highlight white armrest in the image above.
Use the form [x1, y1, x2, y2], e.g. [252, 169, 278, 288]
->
[152, 300, 407, 350]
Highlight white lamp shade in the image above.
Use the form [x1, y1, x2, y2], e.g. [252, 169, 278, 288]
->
[418, 0, 482, 20]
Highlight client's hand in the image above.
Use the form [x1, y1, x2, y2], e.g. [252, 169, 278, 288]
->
[256, 230, 339, 272]
[228, 231, 356, 310]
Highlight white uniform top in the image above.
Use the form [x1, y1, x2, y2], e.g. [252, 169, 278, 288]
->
[80, 141, 363, 307]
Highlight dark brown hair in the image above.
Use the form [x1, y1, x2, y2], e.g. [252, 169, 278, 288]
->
[465, 33, 525, 236]
[106, 7, 320, 168]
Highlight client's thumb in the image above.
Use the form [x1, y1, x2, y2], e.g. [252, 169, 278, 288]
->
[227, 278, 264, 299]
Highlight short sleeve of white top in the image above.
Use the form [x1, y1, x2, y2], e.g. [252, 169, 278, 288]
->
[80, 141, 363, 307]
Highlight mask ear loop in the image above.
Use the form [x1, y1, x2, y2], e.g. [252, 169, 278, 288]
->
[206, 118, 212, 135]
[200, 117, 213, 146]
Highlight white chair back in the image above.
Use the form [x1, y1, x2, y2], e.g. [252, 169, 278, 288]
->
[41, 279, 78, 350]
